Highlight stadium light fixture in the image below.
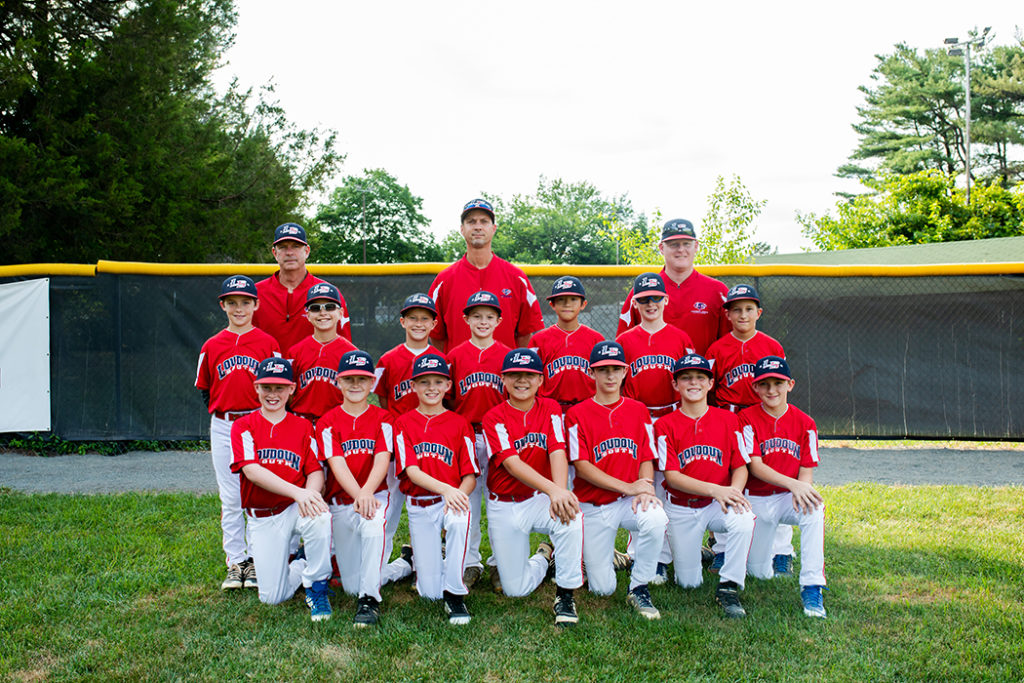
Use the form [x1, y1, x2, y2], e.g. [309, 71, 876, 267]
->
[943, 28, 995, 206]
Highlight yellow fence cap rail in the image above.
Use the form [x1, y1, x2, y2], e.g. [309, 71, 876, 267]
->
[0, 263, 97, 277]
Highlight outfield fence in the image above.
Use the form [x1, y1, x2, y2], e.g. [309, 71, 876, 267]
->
[2, 260, 1022, 443]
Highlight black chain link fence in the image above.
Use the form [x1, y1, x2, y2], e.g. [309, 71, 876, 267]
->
[2, 269, 1021, 451]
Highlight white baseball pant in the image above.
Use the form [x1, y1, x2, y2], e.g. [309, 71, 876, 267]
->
[381, 459, 410, 584]
[486, 493, 584, 596]
[582, 497, 668, 594]
[406, 497, 470, 600]
[330, 490, 411, 603]
[747, 493, 826, 587]
[248, 503, 332, 605]
[627, 471, 674, 565]
[210, 414, 252, 566]
[665, 500, 755, 588]
[713, 524, 793, 555]
[465, 432, 491, 570]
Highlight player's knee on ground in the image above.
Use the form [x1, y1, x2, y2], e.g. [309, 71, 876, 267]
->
[585, 561, 617, 595]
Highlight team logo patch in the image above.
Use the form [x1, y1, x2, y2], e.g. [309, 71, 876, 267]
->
[501, 288, 512, 296]
[694, 302, 707, 311]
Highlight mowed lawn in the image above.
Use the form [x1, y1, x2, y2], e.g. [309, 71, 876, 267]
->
[1, 485, 1022, 682]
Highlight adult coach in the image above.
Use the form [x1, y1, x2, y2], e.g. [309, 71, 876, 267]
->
[429, 199, 544, 353]
[253, 223, 353, 352]
[616, 218, 729, 355]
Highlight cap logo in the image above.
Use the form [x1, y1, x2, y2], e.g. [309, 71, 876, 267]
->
[311, 284, 331, 295]
[554, 279, 573, 290]
[420, 357, 442, 369]
[265, 362, 286, 374]
[694, 302, 706, 310]
[683, 357, 701, 366]
[509, 352, 532, 365]
[599, 345, 620, 357]
[226, 278, 248, 289]
[639, 277, 658, 288]
[280, 225, 300, 235]
[347, 356, 369, 367]
[410, 294, 429, 304]
[761, 359, 783, 370]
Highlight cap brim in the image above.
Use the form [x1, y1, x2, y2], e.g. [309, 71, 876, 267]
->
[411, 371, 450, 380]
[401, 305, 437, 316]
[546, 292, 585, 300]
[661, 234, 697, 242]
[673, 367, 713, 378]
[463, 304, 502, 314]
[724, 297, 760, 308]
[307, 297, 341, 306]
[752, 372, 792, 383]
[461, 209, 495, 222]
[337, 369, 375, 378]
[219, 292, 257, 299]
[501, 367, 543, 374]
[632, 289, 666, 300]
[590, 359, 627, 368]
[254, 377, 295, 385]
[273, 237, 308, 246]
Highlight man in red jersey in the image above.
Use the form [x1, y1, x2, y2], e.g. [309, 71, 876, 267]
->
[616, 218, 729, 355]
[429, 199, 544, 353]
[254, 223, 352, 352]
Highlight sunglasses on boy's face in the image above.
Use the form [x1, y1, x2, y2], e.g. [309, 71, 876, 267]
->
[306, 303, 340, 312]
[635, 296, 665, 305]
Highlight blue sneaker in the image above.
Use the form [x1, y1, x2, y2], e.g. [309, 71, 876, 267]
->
[800, 585, 827, 619]
[305, 579, 333, 622]
[650, 562, 670, 586]
[773, 554, 794, 577]
[709, 552, 725, 574]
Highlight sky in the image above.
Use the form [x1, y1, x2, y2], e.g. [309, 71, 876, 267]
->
[212, 1, 1022, 254]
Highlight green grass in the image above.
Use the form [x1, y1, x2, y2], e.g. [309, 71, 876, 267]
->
[1, 485, 1022, 682]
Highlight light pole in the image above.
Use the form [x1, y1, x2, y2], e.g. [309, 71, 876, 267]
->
[944, 26, 992, 206]
[353, 183, 371, 263]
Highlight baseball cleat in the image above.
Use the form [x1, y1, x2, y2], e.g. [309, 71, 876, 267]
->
[353, 595, 380, 628]
[773, 554, 794, 578]
[536, 542, 555, 578]
[649, 562, 670, 586]
[305, 579, 333, 622]
[463, 565, 482, 590]
[221, 563, 243, 590]
[700, 546, 716, 567]
[553, 587, 579, 626]
[801, 585, 827, 619]
[709, 552, 725, 574]
[613, 549, 634, 572]
[443, 591, 472, 625]
[240, 558, 258, 589]
[626, 585, 661, 620]
[400, 544, 414, 571]
[715, 581, 746, 619]
[490, 567, 504, 595]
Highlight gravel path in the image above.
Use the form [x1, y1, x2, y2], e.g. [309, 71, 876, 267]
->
[2, 447, 1023, 494]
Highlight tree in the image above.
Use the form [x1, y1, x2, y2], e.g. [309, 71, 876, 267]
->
[841, 39, 1024, 187]
[798, 170, 1024, 250]
[0, 0, 341, 264]
[313, 169, 442, 263]
[440, 177, 647, 265]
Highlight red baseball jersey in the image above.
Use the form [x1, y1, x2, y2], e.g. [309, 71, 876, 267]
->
[616, 325, 695, 410]
[655, 407, 749, 506]
[530, 324, 604, 406]
[230, 411, 322, 510]
[617, 268, 729, 355]
[706, 331, 786, 408]
[253, 271, 352, 352]
[195, 328, 281, 413]
[316, 404, 394, 504]
[483, 397, 567, 499]
[394, 409, 478, 497]
[287, 335, 357, 418]
[565, 397, 657, 506]
[428, 254, 544, 352]
[739, 404, 819, 497]
[374, 344, 434, 418]
[447, 340, 511, 425]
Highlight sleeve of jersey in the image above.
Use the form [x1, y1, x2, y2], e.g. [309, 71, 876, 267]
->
[727, 415, 750, 467]
[372, 363, 387, 397]
[195, 344, 210, 389]
[516, 275, 544, 337]
[654, 421, 674, 472]
[616, 290, 635, 337]
[378, 415, 395, 454]
[484, 414, 517, 469]
[301, 429, 323, 477]
[428, 275, 447, 340]
[565, 416, 589, 463]
[394, 427, 417, 476]
[739, 423, 757, 459]
[315, 422, 333, 463]
[548, 409, 567, 452]
[338, 296, 353, 341]
[459, 423, 480, 477]
[638, 415, 657, 463]
[801, 418, 820, 468]
[230, 421, 257, 474]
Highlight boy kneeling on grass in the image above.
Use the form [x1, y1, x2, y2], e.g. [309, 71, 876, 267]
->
[230, 357, 333, 621]
[739, 355, 827, 618]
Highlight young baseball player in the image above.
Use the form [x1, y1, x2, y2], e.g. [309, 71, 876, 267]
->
[229, 357, 334, 621]
[530, 276, 604, 413]
[655, 354, 755, 618]
[566, 340, 669, 620]
[704, 283, 787, 573]
[287, 282, 357, 422]
[482, 348, 585, 626]
[195, 275, 281, 591]
[446, 290, 511, 588]
[394, 353, 479, 625]
[740, 356, 827, 618]
[316, 350, 414, 628]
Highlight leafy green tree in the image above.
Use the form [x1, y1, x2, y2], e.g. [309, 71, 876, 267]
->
[0, 0, 341, 264]
[312, 169, 442, 263]
[798, 170, 1024, 250]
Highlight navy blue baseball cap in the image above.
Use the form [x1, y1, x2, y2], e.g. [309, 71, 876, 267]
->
[464, 290, 502, 315]
[673, 354, 714, 378]
[401, 292, 437, 317]
[752, 356, 792, 383]
[220, 275, 258, 299]
[461, 198, 495, 222]
[273, 222, 308, 246]
[547, 276, 587, 301]
[306, 282, 341, 306]
[590, 340, 627, 368]
[661, 218, 698, 242]
[411, 353, 451, 380]
[255, 357, 294, 385]
[632, 272, 666, 299]
[337, 350, 375, 378]
[724, 284, 761, 308]
[502, 348, 544, 375]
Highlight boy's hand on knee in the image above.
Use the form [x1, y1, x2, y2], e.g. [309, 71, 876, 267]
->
[631, 492, 661, 513]
[624, 478, 655, 498]
[295, 489, 330, 518]
[442, 486, 470, 515]
[548, 488, 580, 524]
[713, 485, 751, 514]
[789, 481, 823, 514]
[353, 491, 380, 520]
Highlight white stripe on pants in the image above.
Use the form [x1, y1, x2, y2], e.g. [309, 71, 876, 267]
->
[487, 494, 584, 596]
[407, 498, 470, 600]
[747, 493, 826, 587]
[664, 500, 755, 589]
[248, 504, 332, 605]
[582, 497, 668, 594]
[210, 415, 250, 566]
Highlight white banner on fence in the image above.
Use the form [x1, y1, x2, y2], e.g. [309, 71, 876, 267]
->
[0, 278, 51, 431]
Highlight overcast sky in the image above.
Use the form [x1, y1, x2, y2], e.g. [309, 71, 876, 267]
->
[213, 2, 1021, 254]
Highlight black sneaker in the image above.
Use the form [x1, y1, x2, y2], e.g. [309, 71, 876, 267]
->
[240, 558, 258, 589]
[716, 581, 746, 618]
[626, 584, 661, 620]
[353, 595, 380, 628]
[443, 590, 471, 625]
[553, 587, 579, 626]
